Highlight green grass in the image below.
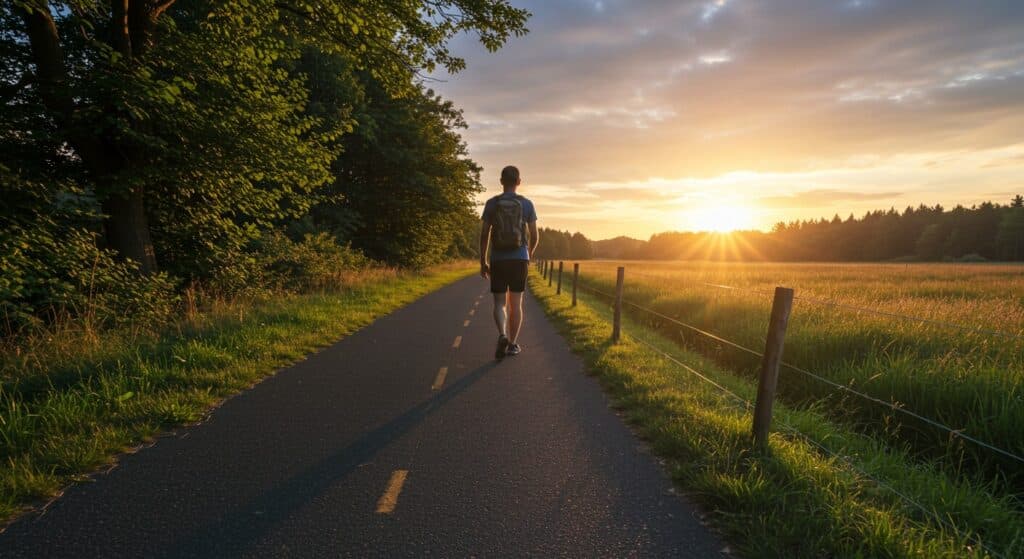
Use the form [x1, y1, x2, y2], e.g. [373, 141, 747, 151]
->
[0, 263, 474, 524]
[566, 261, 1024, 490]
[530, 265, 1023, 558]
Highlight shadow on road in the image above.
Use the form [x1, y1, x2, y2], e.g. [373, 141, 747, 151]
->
[159, 360, 499, 558]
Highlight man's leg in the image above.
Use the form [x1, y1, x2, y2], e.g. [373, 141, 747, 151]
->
[507, 291, 525, 344]
[492, 291, 508, 338]
[492, 290, 511, 359]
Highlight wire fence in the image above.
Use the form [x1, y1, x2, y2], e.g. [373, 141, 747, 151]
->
[546, 260, 1014, 558]
[577, 280, 1024, 467]
[630, 335, 753, 411]
[572, 271, 1024, 468]
[648, 340, 1006, 559]
[772, 417, 1008, 559]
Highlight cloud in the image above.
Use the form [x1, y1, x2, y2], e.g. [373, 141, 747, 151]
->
[433, 0, 1024, 238]
[757, 190, 904, 209]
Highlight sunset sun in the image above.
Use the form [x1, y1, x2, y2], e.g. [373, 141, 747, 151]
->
[688, 204, 755, 233]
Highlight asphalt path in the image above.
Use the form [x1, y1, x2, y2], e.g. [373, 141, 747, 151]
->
[0, 274, 725, 558]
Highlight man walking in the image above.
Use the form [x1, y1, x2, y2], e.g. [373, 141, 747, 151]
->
[480, 165, 539, 359]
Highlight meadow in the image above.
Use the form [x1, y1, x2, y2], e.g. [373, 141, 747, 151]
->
[569, 261, 1024, 491]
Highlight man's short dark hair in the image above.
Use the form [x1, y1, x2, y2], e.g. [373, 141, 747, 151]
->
[500, 165, 520, 187]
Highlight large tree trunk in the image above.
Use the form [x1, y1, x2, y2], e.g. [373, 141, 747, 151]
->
[22, 1, 165, 275]
[101, 185, 158, 274]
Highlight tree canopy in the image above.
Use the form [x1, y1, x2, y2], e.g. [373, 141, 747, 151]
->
[1, 0, 528, 330]
[533, 228, 594, 261]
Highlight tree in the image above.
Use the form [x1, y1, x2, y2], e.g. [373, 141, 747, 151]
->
[6, 0, 528, 273]
[11, 1, 174, 272]
[997, 203, 1024, 261]
[569, 232, 593, 260]
[915, 224, 944, 260]
[533, 228, 588, 260]
[318, 69, 484, 267]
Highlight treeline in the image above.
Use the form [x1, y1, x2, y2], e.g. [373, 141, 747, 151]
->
[533, 228, 594, 260]
[1, 1, 527, 332]
[608, 196, 1024, 262]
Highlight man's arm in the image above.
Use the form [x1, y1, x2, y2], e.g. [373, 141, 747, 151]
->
[528, 221, 539, 258]
[479, 221, 491, 278]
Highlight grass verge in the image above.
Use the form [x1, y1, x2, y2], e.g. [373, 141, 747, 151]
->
[529, 267, 1023, 558]
[0, 263, 474, 524]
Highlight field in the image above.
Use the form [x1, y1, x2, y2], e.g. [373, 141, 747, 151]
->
[570, 261, 1024, 490]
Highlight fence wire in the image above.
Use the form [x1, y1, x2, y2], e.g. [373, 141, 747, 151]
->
[631, 336, 753, 411]
[777, 361, 1024, 466]
[564, 261, 1021, 340]
[576, 282, 764, 358]
[570, 273, 1024, 468]
[774, 419, 1007, 559]
[546, 263, 1014, 557]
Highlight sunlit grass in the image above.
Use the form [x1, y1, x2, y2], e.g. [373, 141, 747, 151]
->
[530, 267, 1024, 558]
[567, 260, 1024, 491]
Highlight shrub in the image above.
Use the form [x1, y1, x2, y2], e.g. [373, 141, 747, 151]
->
[0, 168, 177, 335]
[254, 231, 373, 292]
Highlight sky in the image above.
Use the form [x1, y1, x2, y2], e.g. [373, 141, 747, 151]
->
[431, 0, 1024, 240]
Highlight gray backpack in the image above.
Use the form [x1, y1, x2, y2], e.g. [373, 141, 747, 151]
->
[491, 195, 526, 251]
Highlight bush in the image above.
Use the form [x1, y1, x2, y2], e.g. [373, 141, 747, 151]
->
[254, 231, 373, 292]
[1, 225, 178, 334]
[1, 163, 373, 338]
[0, 168, 177, 335]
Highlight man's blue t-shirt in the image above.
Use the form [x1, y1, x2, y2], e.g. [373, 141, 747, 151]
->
[482, 192, 537, 262]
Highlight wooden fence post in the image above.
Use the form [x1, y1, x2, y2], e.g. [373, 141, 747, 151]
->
[572, 263, 579, 307]
[612, 266, 624, 342]
[548, 261, 554, 286]
[752, 286, 795, 449]
[543, 260, 548, 279]
[556, 261, 564, 294]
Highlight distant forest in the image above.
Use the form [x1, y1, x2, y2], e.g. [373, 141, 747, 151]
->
[542, 196, 1024, 262]
[532, 227, 594, 260]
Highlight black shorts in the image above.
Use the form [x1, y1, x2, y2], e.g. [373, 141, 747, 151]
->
[490, 259, 529, 293]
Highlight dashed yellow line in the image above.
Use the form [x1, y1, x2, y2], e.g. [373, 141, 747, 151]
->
[468, 309, 475, 316]
[375, 470, 409, 514]
[431, 366, 449, 390]
[463, 319, 470, 327]
[452, 336, 462, 349]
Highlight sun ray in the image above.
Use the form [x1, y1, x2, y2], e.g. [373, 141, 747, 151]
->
[730, 231, 767, 261]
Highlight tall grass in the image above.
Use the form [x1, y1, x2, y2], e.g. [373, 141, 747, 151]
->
[570, 261, 1024, 491]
